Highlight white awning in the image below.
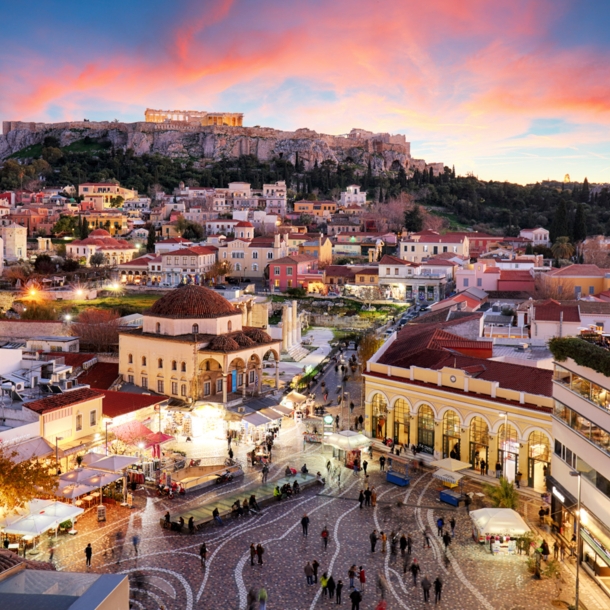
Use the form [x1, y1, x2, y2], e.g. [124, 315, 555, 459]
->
[7, 437, 57, 464]
[470, 508, 530, 536]
[260, 407, 284, 421]
[324, 430, 371, 451]
[433, 469, 464, 484]
[242, 412, 272, 427]
[429, 457, 472, 472]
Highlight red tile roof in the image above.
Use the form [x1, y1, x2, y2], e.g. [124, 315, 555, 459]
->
[161, 246, 217, 257]
[159, 237, 193, 244]
[499, 270, 534, 281]
[324, 266, 356, 278]
[548, 264, 610, 277]
[271, 254, 318, 265]
[533, 299, 580, 322]
[379, 254, 417, 266]
[98, 389, 167, 419]
[25, 388, 104, 414]
[78, 362, 121, 390]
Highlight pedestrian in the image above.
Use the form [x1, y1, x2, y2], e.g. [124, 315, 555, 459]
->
[380, 531, 387, 553]
[350, 588, 362, 610]
[436, 517, 444, 536]
[480, 459, 486, 476]
[312, 559, 320, 583]
[560, 541, 566, 561]
[464, 495, 472, 513]
[371, 487, 377, 507]
[364, 488, 372, 507]
[377, 571, 388, 599]
[200, 542, 208, 567]
[409, 559, 420, 585]
[442, 532, 451, 551]
[258, 587, 268, 610]
[49, 544, 54, 563]
[358, 490, 364, 509]
[399, 533, 407, 556]
[421, 575, 431, 602]
[321, 572, 329, 596]
[256, 543, 264, 565]
[495, 461, 502, 478]
[358, 566, 366, 592]
[422, 530, 431, 548]
[390, 531, 398, 558]
[348, 565, 356, 588]
[407, 535, 413, 556]
[358, 415, 363, 429]
[229, 447, 234, 460]
[262, 464, 269, 484]
[370, 529, 379, 552]
[328, 575, 336, 600]
[380, 455, 386, 471]
[402, 552, 410, 575]
[188, 516, 195, 534]
[321, 526, 329, 550]
[434, 576, 442, 604]
[213, 507, 224, 526]
[132, 534, 140, 555]
[362, 460, 368, 475]
[449, 517, 456, 537]
[541, 539, 550, 561]
[553, 540, 559, 559]
[250, 543, 256, 566]
[302, 513, 310, 537]
[515, 471, 522, 488]
[247, 588, 258, 610]
[336, 579, 344, 604]
[305, 561, 314, 585]
[85, 543, 92, 567]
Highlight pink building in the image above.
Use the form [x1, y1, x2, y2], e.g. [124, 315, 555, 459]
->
[268, 254, 322, 292]
[455, 262, 535, 293]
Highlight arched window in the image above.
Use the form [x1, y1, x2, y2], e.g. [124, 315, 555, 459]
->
[142, 356, 147, 366]
[393, 398, 409, 446]
[128, 354, 133, 364]
[172, 360, 177, 371]
[417, 404, 435, 453]
[228, 321, 232, 332]
[235, 263, 241, 271]
[498, 423, 520, 482]
[442, 410, 461, 459]
[156, 322, 161, 334]
[528, 430, 550, 461]
[158, 358, 163, 369]
[181, 362, 186, 372]
[371, 393, 388, 439]
[192, 324, 199, 334]
[528, 430, 551, 490]
[469, 416, 489, 469]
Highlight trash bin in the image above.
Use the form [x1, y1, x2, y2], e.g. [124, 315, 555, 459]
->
[97, 505, 106, 522]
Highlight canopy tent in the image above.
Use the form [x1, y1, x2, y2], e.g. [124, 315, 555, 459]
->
[429, 458, 472, 472]
[4, 514, 58, 536]
[432, 469, 465, 485]
[26, 500, 84, 523]
[144, 431, 174, 448]
[7, 437, 57, 464]
[469, 508, 531, 536]
[80, 452, 106, 466]
[90, 454, 139, 472]
[110, 420, 154, 445]
[260, 407, 285, 421]
[59, 468, 109, 486]
[282, 391, 308, 407]
[270, 404, 293, 417]
[83, 471, 122, 488]
[54, 483, 96, 500]
[324, 430, 371, 451]
[0, 506, 32, 529]
[242, 412, 272, 428]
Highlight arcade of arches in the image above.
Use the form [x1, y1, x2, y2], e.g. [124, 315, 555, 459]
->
[366, 391, 552, 490]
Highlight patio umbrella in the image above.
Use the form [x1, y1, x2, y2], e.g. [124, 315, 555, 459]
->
[0, 506, 32, 529]
[81, 452, 106, 466]
[324, 430, 371, 451]
[144, 432, 174, 448]
[59, 468, 108, 485]
[92, 454, 139, 472]
[4, 514, 57, 536]
[429, 457, 472, 472]
[33, 501, 84, 522]
[55, 483, 96, 500]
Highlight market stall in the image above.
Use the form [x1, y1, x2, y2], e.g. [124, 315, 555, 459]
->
[324, 430, 371, 470]
[470, 508, 530, 555]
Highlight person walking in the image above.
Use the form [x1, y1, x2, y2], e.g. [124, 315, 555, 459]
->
[349, 588, 362, 610]
[188, 516, 195, 534]
[409, 559, 421, 585]
[553, 540, 559, 560]
[256, 543, 264, 565]
[442, 532, 451, 551]
[436, 517, 444, 536]
[258, 587, 268, 610]
[449, 517, 456, 537]
[399, 534, 407, 556]
[49, 545, 54, 564]
[336, 579, 344, 604]
[464, 495, 472, 513]
[262, 464, 269, 484]
[321, 572, 329, 597]
[421, 576, 431, 602]
[380, 531, 387, 553]
[362, 460, 368, 475]
[228, 447, 234, 460]
[358, 414, 364, 429]
[434, 577, 442, 604]
[379, 455, 386, 471]
[371, 487, 377, 507]
[364, 488, 372, 507]
[199, 542, 207, 567]
[370, 529, 379, 552]
[515, 471, 522, 488]
[560, 541, 566, 561]
[348, 565, 357, 588]
[480, 459, 486, 476]
[495, 461, 502, 478]
[390, 531, 398, 558]
[358, 566, 366, 593]
[250, 543, 256, 566]
[305, 561, 314, 585]
[422, 530, 431, 548]
[85, 543, 93, 568]
[302, 513, 310, 537]
[321, 527, 329, 550]
[328, 575, 336, 600]
[132, 534, 140, 556]
[358, 490, 365, 509]
[312, 559, 320, 583]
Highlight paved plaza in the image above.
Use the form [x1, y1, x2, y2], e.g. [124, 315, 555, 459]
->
[36, 409, 605, 610]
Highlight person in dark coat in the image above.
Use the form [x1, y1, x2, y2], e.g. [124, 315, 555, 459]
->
[349, 588, 362, 610]
[370, 530, 378, 552]
[434, 577, 443, 603]
[327, 575, 336, 599]
[250, 543, 256, 566]
[364, 488, 372, 506]
[85, 543, 93, 567]
[358, 490, 365, 509]
[399, 534, 407, 556]
[380, 455, 386, 471]
[256, 543, 264, 564]
[336, 579, 344, 604]
[301, 513, 310, 537]
[421, 576, 431, 602]
[312, 559, 320, 583]
[409, 559, 421, 585]
[449, 517, 456, 537]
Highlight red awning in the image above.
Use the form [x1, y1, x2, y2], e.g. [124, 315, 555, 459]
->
[111, 420, 154, 445]
[144, 431, 174, 448]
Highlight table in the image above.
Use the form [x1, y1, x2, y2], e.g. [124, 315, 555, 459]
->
[82, 495, 93, 508]
[7, 543, 19, 551]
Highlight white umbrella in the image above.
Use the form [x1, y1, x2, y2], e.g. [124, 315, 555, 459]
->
[5, 514, 57, 536]
[60, 468, 108, 485]
[91, 454, 139, 472]
[34, 501, 84, 522]
[470, 508, 530, 536]
[55, 483, 96, 500]
[0, 506, 31, 529]
[324, 430, 371, 451]
[432, 469, 464, 484]
[81, 452, 106, 466]
[429, 457, 472, 472]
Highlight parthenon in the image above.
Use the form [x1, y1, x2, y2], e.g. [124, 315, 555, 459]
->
[144, 108, 243, 126]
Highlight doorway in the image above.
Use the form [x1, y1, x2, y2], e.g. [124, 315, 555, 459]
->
[470, 416, 489, 472]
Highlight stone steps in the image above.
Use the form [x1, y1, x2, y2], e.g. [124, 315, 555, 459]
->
[287, 345, 310, 361]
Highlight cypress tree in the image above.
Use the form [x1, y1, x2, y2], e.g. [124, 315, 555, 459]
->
[404, 205, 424, 232]
[550, 200, 569, 242]
[581, 178, 590, 203]
[80, 219, 89, 239]
[146, 226, 156, 253]
[573, 203, 588, 242]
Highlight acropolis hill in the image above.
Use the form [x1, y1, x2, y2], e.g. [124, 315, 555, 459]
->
[1, 111, 443, 174]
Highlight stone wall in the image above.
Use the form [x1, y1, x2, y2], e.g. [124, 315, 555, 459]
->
[309, 314, 371, 329]
[0, 320, 71, 341]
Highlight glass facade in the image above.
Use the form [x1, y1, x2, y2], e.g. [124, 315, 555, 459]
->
[417, 404, 435, 453]
[554, 365, 610, 411]
[372, 393, 388, 439]
[442, 410, 461, 459]
[554, 439, 610, 500]
[554, 401, 610, 456]
[393, 398, 410, 445]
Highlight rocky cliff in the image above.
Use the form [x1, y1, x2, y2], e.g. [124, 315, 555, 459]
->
[0, 121, 442, 174]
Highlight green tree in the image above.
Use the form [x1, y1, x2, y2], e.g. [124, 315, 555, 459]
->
[573, 203, 588, 243]
[483, 477, 519, 509]
[80, 218, 90, 239]
[551, 236, 575, 261]
[550, 200, 569, 242]
[404, 205, 424, 232]
[146, 227, 156, 253]
[89, 251, 106, 267]
[109, 195, 124, 208]
[51, 215, 78, 236]
[20, 302, 57, 320]
[581, 178, 590, 203]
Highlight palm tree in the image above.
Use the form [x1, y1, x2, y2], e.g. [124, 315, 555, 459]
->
[551, 236, 575, 261]
[483, 476, 519, 509]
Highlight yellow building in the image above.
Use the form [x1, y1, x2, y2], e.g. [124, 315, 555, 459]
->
[298, 235, 333, 265]
[364, 321, 554, 490]
[79, 183, 138, 210]
[118, 285, 281, 403]
[540, 264, 610, 299]
[82, 211, 129, 235]
[399, 230, 470, 263]
[293, 201, 337, 217]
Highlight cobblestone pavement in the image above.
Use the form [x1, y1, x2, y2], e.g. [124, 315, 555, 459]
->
[33, 412, 604, 610]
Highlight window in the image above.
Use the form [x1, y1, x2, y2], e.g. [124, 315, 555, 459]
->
[128, 354, 133, 364]
[267, 251, 273, 259]
[191, 257, 196, 265]
[411, 246, 415, 252]
[142, 376, 148, 388]
[90, 410, 97, 427]
[223, 252, 227, 259]
[590, 286, 595, 294]
[274, 266, 280, 276]
[575, 286, 582, 297]
[463, 278, 469, 287]
[172, 360, 177, 371]
[287, 267, 293, 276]
[192, 324, 199, 334]
[203, 381, 211, 396]
[174, 257, 179, 265]
[433, 246, 438, 255]
[142, 356, 147, 366]
[252, 251, 258, 259]
[394, 268, 398, 275]
[274, 279, 280, 287]
[128, 374, 134, 384]
[181, 362, 186, 372]
[157, 380, 164, 393]
[235, 263, 241, 271]
[287, 280, 292, 288]
[76, 413, 82, 431]
[158, 358, 163, 368]
[216, 379, 223, 392]
[360, 276, 365, 282]
[477, 278, 482, 287]
[453, 246, 458, 253]
[249, 370, 255, 383]
[156, 322, 161, 334]
[386, 268, 390, 274]
[252, 263, 258, 271]
[443, 246, 448, 253]
[181, 384, 187, 396]
[171, 381, 178, 395]
[423, 245, 429, 252]
[182, 257, 187, 265]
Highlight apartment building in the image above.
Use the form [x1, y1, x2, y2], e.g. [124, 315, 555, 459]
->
[400, 230, 470, 263]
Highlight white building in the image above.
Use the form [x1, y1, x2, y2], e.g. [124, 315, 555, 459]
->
[520, 227, 550, 247]
[550, 339, 610, 601]
[160, 245, 218, 286]
[66, 229, 138, 266]
[2, 222, 27, 261]
[340, 185, 367, 207]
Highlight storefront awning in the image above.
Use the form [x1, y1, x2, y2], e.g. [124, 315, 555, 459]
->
[271, 404, 293, 417]
[433, 469, 464, 484]
[242, 412, 272, 427]
[260, 407, 284, 421]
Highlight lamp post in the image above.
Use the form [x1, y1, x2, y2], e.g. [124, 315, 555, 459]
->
[570, 470, 582, 610]
[498, 412, 508, 478]
[55, 436, 63, 474]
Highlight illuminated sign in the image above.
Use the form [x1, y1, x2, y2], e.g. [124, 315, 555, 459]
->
[324, 415, 334, 425]
[552, 486, 565, 504]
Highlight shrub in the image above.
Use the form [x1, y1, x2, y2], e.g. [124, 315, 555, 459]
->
[548, 337, 610, 377]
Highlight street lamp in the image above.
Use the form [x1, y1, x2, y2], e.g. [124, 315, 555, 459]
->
[570, 470, 582, 610]
[498, 412, 508, 478]
[55, 437, 63, 473]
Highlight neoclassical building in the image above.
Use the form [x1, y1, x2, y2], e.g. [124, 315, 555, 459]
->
[67, 228, 138, 266]
[364, 318, 554, 490]
[118, 285, 281, 404]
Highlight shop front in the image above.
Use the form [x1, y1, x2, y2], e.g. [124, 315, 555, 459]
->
[527, 430, 551, 491]
[498, 423, 520, 482]
[417, 404, 435, 454]
[442, 410, 461, 459]
[371, 393, 389, 440]
[470, 416, 489, 471]
[393, 398, 410, 446]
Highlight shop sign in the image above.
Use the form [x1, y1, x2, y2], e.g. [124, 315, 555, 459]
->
[324, 415, 334, 425]
[552, 486, 565, 503]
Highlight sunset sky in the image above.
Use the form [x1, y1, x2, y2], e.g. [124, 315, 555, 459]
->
[1, 0, 609, 184]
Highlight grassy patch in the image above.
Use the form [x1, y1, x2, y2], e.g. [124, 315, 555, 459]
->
[56, 293, 161, 317]
[9, 144, 43, 159]
[62, 139, 111, 153]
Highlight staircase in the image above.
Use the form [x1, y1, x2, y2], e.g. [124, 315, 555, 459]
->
[285, 344, 310, 362]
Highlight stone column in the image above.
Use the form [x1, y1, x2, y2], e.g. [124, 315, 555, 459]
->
[222, 374, 228, 404]
[460, 426, 470, 465]
[247, 302, 253, 326]
[297, 314, 302, 343]
[291, 300, 299, 346]
[275, 359, 280, 389]
[409, 414, 418, 447]
[518, 439, 529, 486]
[286, 305, 293, 349]
[488, 433, 499, 474]
[387, 408, 395, 441]
[364, 401, 372, 437]
[281, 304, 289, 352]
[242, 368, 247, 397]
[434, 420, 443, 458]
[257, 366, 262, 395]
